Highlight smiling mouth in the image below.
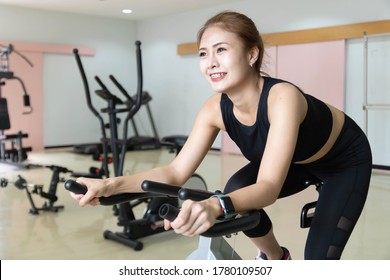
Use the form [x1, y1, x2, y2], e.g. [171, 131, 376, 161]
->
[210, 73, 226, 81]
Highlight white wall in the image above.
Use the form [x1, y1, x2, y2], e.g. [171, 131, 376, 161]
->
[1, 0, 389, 149]
[346, 35, 390, 166]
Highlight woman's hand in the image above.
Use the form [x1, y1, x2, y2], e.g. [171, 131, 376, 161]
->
[69, 177, 113, 207]
[164, 197, 221, 237]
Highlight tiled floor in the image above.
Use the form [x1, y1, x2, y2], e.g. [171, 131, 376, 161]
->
[0, 148, 389, 260]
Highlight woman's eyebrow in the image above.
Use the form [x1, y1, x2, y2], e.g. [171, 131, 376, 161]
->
[198, 42, 229, 52]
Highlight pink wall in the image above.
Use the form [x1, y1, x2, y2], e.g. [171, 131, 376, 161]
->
[221, 40, 346, 154]
[277, 40, 345, 110]
[0, 41, 94, 152]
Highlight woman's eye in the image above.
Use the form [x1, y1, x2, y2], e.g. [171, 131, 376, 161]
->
[199, 51, 206, 57]
[217, 47, 226, 53]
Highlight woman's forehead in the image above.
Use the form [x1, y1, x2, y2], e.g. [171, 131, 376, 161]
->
[199, 26, 241, 47]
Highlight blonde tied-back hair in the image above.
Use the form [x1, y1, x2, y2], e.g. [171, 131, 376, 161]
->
[197, 11, 265, 76]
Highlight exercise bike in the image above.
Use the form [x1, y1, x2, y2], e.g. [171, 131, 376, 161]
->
[65, 174, 323, 259]
[151, 177, 323, 259]
[64, 179, 260, 259]
[1, 165, 72, 215]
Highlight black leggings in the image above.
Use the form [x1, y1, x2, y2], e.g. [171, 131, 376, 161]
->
[224, 115, 372, 260]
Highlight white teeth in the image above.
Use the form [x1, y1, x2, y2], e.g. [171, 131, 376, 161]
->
[211, 73, 223, 78]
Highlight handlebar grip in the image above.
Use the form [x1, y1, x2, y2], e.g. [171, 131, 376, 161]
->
[141, 180, 181, 197]
[23, 94, 31, 107]
[64, 179, 87, 194]
[159, 203, 181, 221]
[158, 202, 261, 238]
[64, 179, 153, 206]
[204, 211, 260, 238]
[178, 188, 214, 201]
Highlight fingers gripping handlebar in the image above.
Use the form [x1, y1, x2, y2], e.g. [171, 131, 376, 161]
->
[158, 203, 260, 238]
[64, 179, 260, 238]
[64, 179, 177, 206]
[144, 182, 261, 238]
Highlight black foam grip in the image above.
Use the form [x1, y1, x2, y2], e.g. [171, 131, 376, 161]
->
[23, 94, 30, 107]
[178, 188, 213, 201]
[64, 179, 163, 206]
[203, 211, 260, 238]
[158, 201, 261, 238]
[159, 203, 181, 222]
[141, 180, 181, 197]
[64, 179, 87, 194]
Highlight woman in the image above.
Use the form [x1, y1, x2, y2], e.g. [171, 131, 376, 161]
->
[71, 11, 372, 260]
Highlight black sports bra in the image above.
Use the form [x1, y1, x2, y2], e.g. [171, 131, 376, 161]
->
[221, 76, 333, 163]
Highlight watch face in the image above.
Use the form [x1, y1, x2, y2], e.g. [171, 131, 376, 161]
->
[221, 196, 235, 214]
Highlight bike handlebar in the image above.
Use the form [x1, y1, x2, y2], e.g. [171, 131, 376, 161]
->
[64, 179, 260, 238]
[64, 179, 170, 206]
[158, 203, 260, 238]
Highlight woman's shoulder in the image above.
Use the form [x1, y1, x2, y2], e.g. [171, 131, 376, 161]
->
[265, 76, 303, 100]
[198, 93, 224, 128]
[203, 92, 223, 107]
[266, 79, 308, 121]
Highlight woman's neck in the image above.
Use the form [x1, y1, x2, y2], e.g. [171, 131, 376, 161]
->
[227, 76, 264, 126]
[227, 75, 263, 112]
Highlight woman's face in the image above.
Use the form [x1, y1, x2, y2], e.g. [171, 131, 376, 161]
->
[198, 26, 253, 94]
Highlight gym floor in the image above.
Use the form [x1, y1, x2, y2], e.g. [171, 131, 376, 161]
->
[0, 147, 389, 260]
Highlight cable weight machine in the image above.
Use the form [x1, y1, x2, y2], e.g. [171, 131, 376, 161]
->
[0, 44, 34, 166]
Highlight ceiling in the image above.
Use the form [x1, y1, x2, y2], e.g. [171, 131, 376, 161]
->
[0, 0, 242, 21]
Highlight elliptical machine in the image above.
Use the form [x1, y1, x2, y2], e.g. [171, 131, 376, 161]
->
[72, 41, 177, 250]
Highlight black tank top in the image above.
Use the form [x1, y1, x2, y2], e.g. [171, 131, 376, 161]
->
[221, 76, 333, 163]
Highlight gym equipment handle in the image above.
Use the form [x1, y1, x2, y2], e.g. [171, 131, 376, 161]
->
[158, 203, 180, 221]
[64, 179, 180, 205]
[64, 179, 87, 194]
[64, 179, 156, 206]
[65, 179, 261, 237]
[159, 203, 260, 238]
[142, 180, 261, 238]
[178, 187, 216, 201]
[141, 180, 183, 197]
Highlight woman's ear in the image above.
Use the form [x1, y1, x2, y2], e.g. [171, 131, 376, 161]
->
[248, 46, 259, 66]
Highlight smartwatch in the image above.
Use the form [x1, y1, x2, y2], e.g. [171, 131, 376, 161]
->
[211, 194, 236, 220]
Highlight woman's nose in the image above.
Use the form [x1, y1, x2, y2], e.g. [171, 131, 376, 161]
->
[207, 55, 218, 69]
